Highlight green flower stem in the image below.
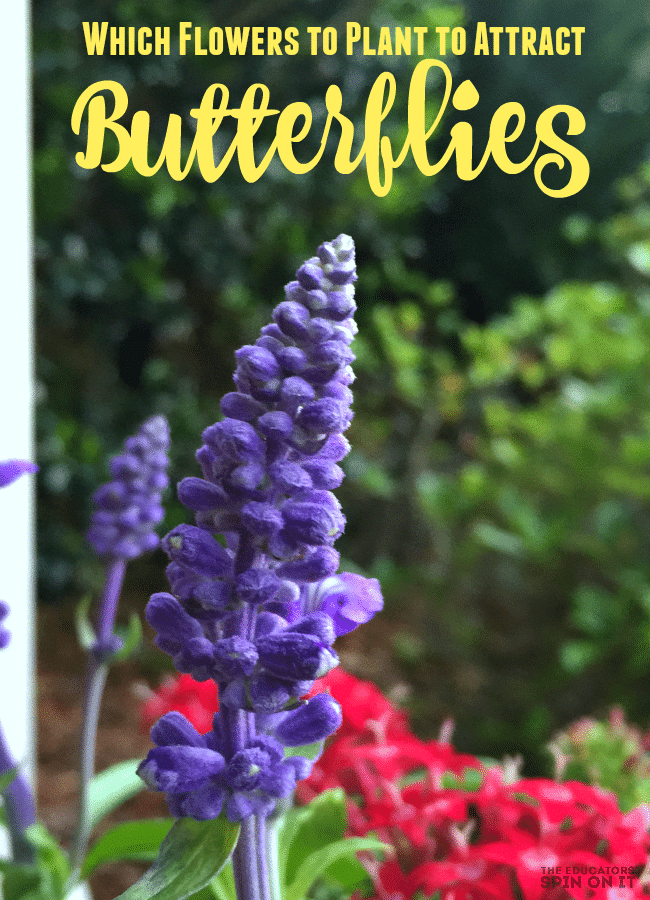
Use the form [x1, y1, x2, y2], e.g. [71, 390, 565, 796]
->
[69, 557, 127, 878]
[264, 812, 283, 900]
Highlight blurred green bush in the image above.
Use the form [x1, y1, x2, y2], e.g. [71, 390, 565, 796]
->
[346, 163, 650, 765]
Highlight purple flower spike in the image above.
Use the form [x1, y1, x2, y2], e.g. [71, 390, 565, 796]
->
[0, 460, 38, 489]
[141, 236, 383, 825]
[87, 416, 170, 560]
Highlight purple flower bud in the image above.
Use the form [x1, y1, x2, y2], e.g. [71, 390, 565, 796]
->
[145, 592, 215, 679]
[281, 498, 345, 546]
[177, 477, 229, 512]
[274, 694, 342, 746]
[315, 434, 350, 462]
[254, 611, 288, 638]
[163, 525, 232, 577]
[275, 546, 340, 581]
[202, 420, 265, 465]
[212, 637, 258, 679]
[296, 398, 349, 435]
[151, 711, 205, 747]
[241, 501, 283, 536]
[269, 461, 312, 493]
[273, 301, 310, 341]
[301, 459, 344, 489]
[310, 341, 355, 370]
[279, 376, 316, 412]
[236, 345, 281, 382]
[276, 346, 307, 374]
[296, 261, 324, 291]
[236, 570, 282, 605]
[307, 318, 336, 342]
[256, 411, 294, 441]
[256, 630, 338, 681]
[180, 784, 227, 821]
[227, 463, 265, 492]
[137, 745, 225, 793]
[220, 392, 267, 422]
[248, 673, 311, 714]
[323, 288, 356, 321]
[289, 613, 336, 645]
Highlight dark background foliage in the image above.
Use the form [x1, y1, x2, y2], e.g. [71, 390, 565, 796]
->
[33, 0, 650, 769]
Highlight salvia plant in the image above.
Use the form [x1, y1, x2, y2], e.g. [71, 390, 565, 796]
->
[0, 236, 388, 900]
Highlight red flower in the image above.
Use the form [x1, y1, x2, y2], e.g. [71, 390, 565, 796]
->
[140, 673, 219, 734]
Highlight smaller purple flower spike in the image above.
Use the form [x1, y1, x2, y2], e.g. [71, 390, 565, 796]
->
[308, 573, 383, 636]
[0, 460, 38, 489]
[87, 416, 170, 560]
[71, 416, 171, 875]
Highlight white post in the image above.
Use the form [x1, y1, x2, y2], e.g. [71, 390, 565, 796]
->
[0, 0, 36, 859]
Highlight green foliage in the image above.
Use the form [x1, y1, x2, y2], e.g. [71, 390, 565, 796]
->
[549, 709, 650, 812]
[280, 789, 385, 900]
[112, 816, 240, 900]
[80, 819, 174, 878]
[87, 759, 147, 831]
[348, 163, 650, 763]
[0, 825, 70, 900]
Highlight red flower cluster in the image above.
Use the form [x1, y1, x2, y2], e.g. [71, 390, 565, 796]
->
[141, 672, 219, 736]
[301, 671, 650, 900]
[141, 669, 650, 899]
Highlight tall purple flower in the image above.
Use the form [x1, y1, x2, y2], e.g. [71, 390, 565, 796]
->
[140, 235, 383, 831]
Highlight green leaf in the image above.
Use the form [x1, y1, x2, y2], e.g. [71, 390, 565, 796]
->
[281, 789, 346, 886]
[113, 816, 240, 900]
[205, 865, 237, 900]
[6, 824, 70, 900]
[23, 823, 71, 900]
[112, 611, 144, 662]
[74, 593, 96, 652]
[285, 836, 389, 900]
[207, 864, 237, 900]
[88, 759, 146, 831]
[81, 818, 174, 878]
[0, 864, 43, 900]
[278, 789, 378, 895]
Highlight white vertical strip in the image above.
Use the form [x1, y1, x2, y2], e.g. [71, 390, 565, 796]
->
[0, 0, 36, 825]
